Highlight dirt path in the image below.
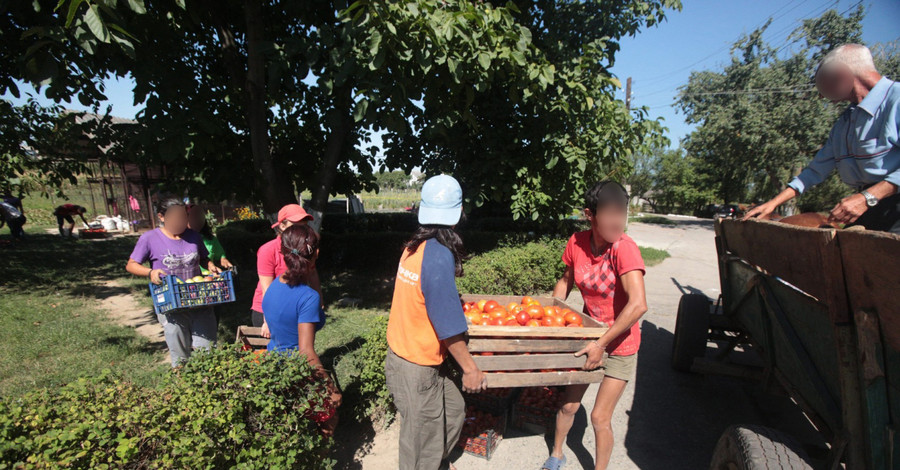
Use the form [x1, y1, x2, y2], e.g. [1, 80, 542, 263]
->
[98, 279, 170, 364]
[355, 218, 810, 470]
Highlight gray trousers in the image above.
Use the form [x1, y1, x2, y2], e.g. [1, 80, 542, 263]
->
[385, 348, 465, 470]
[157, 307, 217, 367]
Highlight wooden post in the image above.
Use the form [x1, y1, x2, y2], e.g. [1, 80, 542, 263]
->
[119, 163, 133, 223]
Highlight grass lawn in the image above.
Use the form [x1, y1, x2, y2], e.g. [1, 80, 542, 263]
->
[629, 214, 677, 225]
[640, 246, 670, 267]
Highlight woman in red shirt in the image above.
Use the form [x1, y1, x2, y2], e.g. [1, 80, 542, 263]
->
[541, 181, 648, 470]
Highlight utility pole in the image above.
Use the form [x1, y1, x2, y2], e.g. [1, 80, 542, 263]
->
[625, 76, 632, 111]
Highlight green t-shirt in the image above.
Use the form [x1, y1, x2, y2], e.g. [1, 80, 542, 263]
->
[200, 235, 227, 274]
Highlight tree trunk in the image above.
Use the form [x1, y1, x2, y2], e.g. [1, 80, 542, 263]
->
[244, 0, 294, 214]
[209, 1, 294, 215]
[307, 87, 354, 232]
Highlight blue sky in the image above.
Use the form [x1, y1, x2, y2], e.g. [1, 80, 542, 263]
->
[4, 1, 899, 149]
[611, 0, 900, 147]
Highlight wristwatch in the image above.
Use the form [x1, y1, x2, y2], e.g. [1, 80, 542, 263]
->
[861, 190, 879, 207]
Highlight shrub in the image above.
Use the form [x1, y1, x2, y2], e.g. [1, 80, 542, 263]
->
[355, 314, 393, 422]
[456, 238, 568, 296]
[0, 348, 336, 469]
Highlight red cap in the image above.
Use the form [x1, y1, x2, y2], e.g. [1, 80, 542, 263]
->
[271, 204, 313, 228]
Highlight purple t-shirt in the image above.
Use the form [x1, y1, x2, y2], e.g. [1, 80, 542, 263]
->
[129, 228, 208, 281]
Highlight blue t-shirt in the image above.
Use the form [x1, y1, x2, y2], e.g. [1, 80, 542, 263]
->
[262, 277, 324, 352]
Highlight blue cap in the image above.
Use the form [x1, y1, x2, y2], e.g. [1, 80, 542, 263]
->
[418, 175, 462, 226]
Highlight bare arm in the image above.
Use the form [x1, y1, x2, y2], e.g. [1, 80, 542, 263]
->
[576, 270, 648, 369]
[743, 187, 799, 220]
[126, 259, 166, 284]
[297, 323, 341, 406]
[552, 265, 575, 301]
[443, 333, 486, 392]
[829, 180, 899, 224]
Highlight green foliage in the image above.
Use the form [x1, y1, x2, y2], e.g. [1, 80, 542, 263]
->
[457, 238, 568, 296]
[630, 147, 716, 214]
[354, 314, 393, 422]
[639, 246, 670, 266]
[373, 171, 415, 191]
[0, 348, 336, 469]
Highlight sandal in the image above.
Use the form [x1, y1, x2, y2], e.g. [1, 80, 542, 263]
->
[541, 455, 566, 470]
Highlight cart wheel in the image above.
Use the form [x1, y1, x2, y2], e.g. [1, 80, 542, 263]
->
[671, 293, 710, 372]
[709, 425, 813, 470]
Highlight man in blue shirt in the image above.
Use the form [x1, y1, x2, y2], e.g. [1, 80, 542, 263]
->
[745, 44, 900, 233]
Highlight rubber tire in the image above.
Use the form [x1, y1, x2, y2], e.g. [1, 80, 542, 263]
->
[671, 293, 710, 372]
[709, 425, 813, 470]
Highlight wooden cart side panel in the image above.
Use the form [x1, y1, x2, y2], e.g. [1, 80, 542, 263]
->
[473, 353, 589, 371]
[717, 219, 848, 322]
[838, 230, 900, 469]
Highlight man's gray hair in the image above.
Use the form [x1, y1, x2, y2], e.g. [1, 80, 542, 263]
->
[818, 44, 878, 76]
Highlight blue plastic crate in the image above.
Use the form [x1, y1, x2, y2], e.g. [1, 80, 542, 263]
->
[149, 270, 236, 314]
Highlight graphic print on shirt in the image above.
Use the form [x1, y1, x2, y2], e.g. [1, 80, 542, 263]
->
[162, 250, 199, 279]
[575, 241, 618, 299]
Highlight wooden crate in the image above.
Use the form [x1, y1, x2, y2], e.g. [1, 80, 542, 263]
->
[236, 325, 269, 351]
[462, 294, 609, 388]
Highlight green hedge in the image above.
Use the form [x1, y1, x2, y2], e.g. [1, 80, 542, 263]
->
[319, 213, 587, 235]
[0, 348, 336, 469]
[456, 238, 568, 296]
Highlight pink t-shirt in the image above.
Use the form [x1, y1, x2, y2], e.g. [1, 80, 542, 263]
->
[562, 231, 645, 356]
[251, 237, 286, 313]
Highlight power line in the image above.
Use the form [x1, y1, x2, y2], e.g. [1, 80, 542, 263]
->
[634, 0, 847, 106]
[642, 86, 818, 109]
[635, 0, 812, 87]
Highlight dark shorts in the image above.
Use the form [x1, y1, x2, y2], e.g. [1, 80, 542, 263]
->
[849, 192, 900, 234]
[56, 214, 74, 226]
[251, 310, 265, 327]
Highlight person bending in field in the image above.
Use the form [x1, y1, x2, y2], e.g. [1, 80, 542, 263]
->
[53, 203, 88, 237]
[250, 204, 322, 338]
[261, 224, 341, 435]
[541, 181, 648, 470]
[126, 198, 221, 367]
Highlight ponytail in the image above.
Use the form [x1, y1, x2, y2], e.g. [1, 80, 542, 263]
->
[280, 225, 320, 287]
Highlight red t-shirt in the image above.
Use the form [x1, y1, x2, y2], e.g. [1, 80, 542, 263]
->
[562, 231, 645, 355]
[251, 237, 286, 313]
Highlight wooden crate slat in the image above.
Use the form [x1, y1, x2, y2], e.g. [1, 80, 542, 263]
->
[245, 337, 270, 347]
[468, 325, 607, 339]
[468, 338, 593, 353]
[473, 353, 587, 371]
[484, 371, 604, 388]
[235, 325, 270, 350]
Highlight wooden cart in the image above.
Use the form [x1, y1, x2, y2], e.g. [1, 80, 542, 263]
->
[671, 219, 899, 469]
[462, 294, 609, 388]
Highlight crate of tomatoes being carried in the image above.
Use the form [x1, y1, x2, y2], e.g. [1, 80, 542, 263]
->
[462, 294, 608, 388]
[511, 386, 567, 434]
[464, 387, 518, 415]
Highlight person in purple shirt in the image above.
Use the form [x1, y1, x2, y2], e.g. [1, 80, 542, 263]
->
[126, 198, 221, 366]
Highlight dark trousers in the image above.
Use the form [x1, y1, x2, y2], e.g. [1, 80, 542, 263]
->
[850, 193, 900, 234]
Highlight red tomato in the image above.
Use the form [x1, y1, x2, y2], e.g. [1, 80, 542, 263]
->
[489, 317, 504, 326]
[504, 318, 519, 326]
[551, 315, 566, 327]
[506, 302, 519, 312]
[516, 311, 531, 325]
[477, 300, 488, 311]
[489, 308, 507, 320]
[541, 317, 554, 327]
[521, 296, 534, 305]
[483, 300, 501, 312]
[525, 319, 541, 327]
[564, 312, 583, 326]
[526, 305, 544, 319]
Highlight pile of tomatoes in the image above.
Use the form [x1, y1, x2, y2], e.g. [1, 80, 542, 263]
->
[458, 406, 504, 458]
[463, 296, 584, 328]
[513, 386, 567, 428]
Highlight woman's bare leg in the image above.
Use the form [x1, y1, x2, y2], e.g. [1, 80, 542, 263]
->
[549, 384, 589, 461]
[590, 377, 628, 470]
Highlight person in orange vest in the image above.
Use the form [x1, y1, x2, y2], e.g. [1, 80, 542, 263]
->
[385, 175, 486, 470]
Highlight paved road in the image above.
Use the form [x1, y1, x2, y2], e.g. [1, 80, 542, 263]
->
[358, 218, 816, 469]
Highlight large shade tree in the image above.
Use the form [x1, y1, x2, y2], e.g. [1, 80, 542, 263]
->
[3, 0, 679, 222]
